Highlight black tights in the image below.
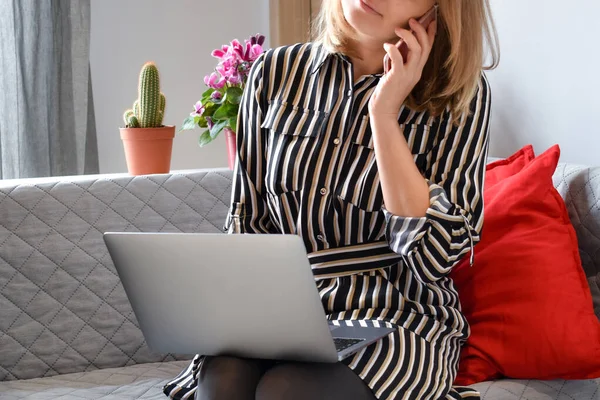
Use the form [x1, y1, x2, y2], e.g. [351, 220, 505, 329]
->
[196, 356, 377, 400]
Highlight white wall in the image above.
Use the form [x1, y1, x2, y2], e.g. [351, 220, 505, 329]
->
[486, 0, 600, 165]
[90, 0, 270, 173]
[92, 0, 600, 172]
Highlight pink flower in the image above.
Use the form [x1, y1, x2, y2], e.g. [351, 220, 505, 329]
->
[248, 44, 264, 61]
[216, 63, 242, 85]
[210, 91, 222, 101]
[242, 36, 264, 63]
[205, 35, 266, 88]
[211, 45, 230, 60]
[221, 52, 243, 82]
[190, 101, 205, 117]
[204, 72, 226, 89]
[230, 39, 247, 61]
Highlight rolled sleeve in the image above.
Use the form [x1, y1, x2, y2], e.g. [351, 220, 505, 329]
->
[383, 180, 477, 271]
[383, 73, 491, 283]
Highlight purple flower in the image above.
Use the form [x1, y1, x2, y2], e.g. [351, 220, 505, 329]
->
[204, 72, 226, 89]
[249, 34, 265, 46]
[210, 91, 222, 101]
[245, 34, 265, 62]
[240, 42, 259, 64]
[190, 101, 205, 117]
[206, 116, 214, 130]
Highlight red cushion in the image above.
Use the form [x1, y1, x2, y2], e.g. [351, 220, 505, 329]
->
[451, 144, 600, 385]
[485, 144, 535, 187]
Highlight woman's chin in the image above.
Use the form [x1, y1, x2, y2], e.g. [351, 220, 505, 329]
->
[345, 19, 385, 40]
[343, 7, 385, 35]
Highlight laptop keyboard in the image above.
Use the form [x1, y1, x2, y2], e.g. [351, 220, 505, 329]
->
[333, 337, 365, 352]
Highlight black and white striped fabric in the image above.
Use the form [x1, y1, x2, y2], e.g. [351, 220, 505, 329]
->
[164, 42, 490, 400]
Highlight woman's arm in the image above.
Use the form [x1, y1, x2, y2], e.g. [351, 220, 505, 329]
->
[373, 74, 491, 283]
[223, 52, 276, 234]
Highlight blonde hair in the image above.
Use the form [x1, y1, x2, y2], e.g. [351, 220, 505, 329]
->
[312, 0, 500, 120]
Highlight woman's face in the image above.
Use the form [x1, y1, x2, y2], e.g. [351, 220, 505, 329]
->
[340, 0, 436, 43]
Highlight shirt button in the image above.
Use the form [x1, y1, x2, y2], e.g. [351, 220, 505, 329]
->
[320, 188, 328, 195]
[347, 90, 352, 97]
[317, 234, 325, 241]
[333, 138, 340, 145]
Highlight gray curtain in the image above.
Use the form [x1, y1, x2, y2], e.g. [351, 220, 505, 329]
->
[0, 0, 99, 179]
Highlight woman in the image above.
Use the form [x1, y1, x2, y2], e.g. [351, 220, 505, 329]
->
[164, 0, 499, 398]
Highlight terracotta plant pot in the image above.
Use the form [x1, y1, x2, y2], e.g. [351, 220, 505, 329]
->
[224, 127, 237, 170]
[120, 126, 175, 175]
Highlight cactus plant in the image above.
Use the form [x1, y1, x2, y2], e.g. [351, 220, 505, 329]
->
[123, 62, 166, 128]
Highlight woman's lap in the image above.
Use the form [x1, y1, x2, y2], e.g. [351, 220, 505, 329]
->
[195, 356, 376, 400]
[256, 361, 377, 400]
[177, 326, 478, 400]
[195, 356, 273, 400]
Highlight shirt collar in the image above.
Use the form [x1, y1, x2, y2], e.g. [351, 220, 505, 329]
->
[310, 43, 332, 75]
[309, 43, 385, 79]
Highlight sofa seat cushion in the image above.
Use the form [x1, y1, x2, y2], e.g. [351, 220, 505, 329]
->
[2, 363, 598, 400]
[0, 361, 189, 399]
[472, 378, 600, 399]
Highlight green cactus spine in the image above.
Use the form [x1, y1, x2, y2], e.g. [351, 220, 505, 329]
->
[139, 63, 160, 127]
[123, 62, 166, 128]
[157, 93, 166, 126]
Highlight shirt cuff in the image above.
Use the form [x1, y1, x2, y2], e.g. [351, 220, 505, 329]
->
[222, 202, 245, 232]
[382, 180, 475, 265]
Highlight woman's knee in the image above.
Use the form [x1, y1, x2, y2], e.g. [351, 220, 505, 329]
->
[255, 363, 308, 400]
[256, 362, 375, 400]
[196, 356, 265, 400]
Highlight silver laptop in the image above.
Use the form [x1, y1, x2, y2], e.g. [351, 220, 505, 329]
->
[103, 232, 395, 362]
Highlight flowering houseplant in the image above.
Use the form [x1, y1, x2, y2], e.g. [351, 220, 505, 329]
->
[180, 34, 266, 167]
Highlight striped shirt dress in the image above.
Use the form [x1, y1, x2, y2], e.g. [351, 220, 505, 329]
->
[164, 42, 491, 400]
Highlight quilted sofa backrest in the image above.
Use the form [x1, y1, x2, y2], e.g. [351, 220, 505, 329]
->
[0, 169, 234, 381]
[1, 163, 599, 382]
[552, 164, 600, 320]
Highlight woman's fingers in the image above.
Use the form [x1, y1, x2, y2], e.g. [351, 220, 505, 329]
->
[427, 19, 437, 44]
[422, 19, 437, 62]
[383, 42, 404, 73]
[409, 18, 430, 49]
[394, 27, 422, 67]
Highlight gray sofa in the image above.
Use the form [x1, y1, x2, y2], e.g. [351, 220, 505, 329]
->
[0, 166, 598, 400]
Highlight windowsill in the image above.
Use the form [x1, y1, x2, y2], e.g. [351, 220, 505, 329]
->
[0, 167, 232, 188]
[0, 157, 504, 188]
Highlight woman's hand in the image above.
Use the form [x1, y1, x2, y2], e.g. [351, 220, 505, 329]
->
[368, 18, 437, 121]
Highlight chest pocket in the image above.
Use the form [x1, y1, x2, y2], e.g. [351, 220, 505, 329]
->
[336, 116, 432, 212]
[260, 100, 328, 195]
